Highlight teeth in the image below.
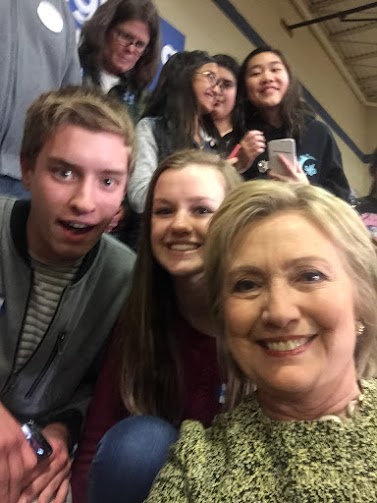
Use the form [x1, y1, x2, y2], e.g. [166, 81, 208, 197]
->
[265, 338, 310, 351]
[68, 223, 89, 229]
[170, 244, 199, 251]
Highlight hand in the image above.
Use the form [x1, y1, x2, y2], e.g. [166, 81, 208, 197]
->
[18, 423, 71, 503]
[268, 154, 309, 184]
[236, 130, 266, 173]
[0, 404, 37, 503]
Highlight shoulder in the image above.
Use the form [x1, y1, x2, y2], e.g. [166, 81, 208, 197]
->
[99, 234, 136, 271]
[0, 196, 17, 216]
[137, 117, 162, 132]
[303, 117, 332, 138]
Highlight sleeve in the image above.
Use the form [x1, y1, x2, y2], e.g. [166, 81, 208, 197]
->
[127, 118, 159, 214]
[70, 337, 125, 503]
[318, 126, 351, 202]
[61, 0, 81, 87]
[146, 421, 211, 503]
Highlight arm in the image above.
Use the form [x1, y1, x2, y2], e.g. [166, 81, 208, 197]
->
[127, 118, 159, 213]
[146, 421, 214, 503]
[235, 130, 266, 173]
[0, 403, 37, 503]
[71, 339, 125, 503]
[146, 445, 190, 503]
[319, 129, 351, 201]
[61, 0, 81, 87]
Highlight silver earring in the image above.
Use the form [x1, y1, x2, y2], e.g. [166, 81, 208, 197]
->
[357, 321, 365, 336]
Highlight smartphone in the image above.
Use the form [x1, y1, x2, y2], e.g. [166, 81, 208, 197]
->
[267, 138, 296, 175]
[21, 420, 53, 461]
[227, 144, 241, 159]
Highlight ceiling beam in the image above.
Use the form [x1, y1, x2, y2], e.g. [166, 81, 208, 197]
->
[330, 22, 377, 40]
[345, 50, 377, 63]
[285, 2, 377, 30]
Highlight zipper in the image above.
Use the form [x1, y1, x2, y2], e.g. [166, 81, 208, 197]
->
[24, 331, 67, 399]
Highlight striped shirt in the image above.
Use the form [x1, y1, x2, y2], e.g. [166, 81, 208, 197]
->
[15, 256, 81, 370]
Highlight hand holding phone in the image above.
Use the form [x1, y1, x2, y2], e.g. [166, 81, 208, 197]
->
[22, 420, 53, 461]
[268, 138, 296, 175]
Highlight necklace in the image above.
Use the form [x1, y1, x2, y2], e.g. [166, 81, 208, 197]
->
[318, 393, 363, 424]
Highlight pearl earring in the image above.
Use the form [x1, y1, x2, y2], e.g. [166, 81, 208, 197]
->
[357, 321, 365, 336]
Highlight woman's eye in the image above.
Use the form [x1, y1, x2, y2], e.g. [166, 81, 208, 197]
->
[193, 206, 214, 216]
[232, 279, 258, 293]
[153, 207, 173, 216]
[299, 270, 326, 283]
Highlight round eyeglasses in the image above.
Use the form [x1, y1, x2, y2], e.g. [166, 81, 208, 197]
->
[113, 28, 149, 54]
[195, 71, 221, 88]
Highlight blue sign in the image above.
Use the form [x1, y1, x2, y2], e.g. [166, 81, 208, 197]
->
[150, 17, 185, 89]
[66, 0, 106, 28]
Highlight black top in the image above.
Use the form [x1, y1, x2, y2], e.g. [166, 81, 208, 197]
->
[240, 117, 351, 201]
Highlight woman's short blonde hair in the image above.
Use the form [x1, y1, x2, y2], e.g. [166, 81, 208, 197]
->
[204, 180, 377, 406]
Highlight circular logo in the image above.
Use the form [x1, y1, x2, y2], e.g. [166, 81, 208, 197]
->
[37, 1, 64, 33]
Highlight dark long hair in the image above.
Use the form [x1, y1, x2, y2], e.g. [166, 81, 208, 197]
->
[79, 0, 160, 92]
[115, 149, 242, 424]
[234, 47, 313, 141]
[142, 50, 220, 150]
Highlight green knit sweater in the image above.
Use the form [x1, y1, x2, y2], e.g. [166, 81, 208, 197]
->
[146, 380, 377, 503]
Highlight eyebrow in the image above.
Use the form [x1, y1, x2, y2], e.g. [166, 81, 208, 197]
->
[228, 256, 333, 275]
[153, 196, 220, 204]
[48, 157, 127, 176]
[248, 60, 284, 70]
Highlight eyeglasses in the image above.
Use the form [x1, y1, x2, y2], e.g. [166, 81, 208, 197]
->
[196, 71, 221, 88]
[219, 80, 236, 91]
[113, 28, 149, 54]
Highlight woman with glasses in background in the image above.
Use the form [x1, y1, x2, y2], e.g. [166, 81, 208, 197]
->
[127, 50, 221, 216]
[79, 0, 160, 123]
[211, 54, 240, 158]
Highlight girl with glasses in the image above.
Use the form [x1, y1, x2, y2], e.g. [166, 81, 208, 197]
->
[127, 51, 222, 216]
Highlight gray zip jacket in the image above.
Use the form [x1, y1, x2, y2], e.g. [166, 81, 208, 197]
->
[0, 0, 80, 180]
[0, 197, 135, 441]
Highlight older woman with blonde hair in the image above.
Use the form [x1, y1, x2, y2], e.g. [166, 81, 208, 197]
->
[146, 180, 377, 503]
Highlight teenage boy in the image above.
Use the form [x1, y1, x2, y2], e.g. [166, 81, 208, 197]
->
[0, 86, 136, 503]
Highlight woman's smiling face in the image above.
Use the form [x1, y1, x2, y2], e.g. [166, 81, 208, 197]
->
[223, 210, 359, 400]
[151, 164, 226, 278]
[245, 51, 290, 111]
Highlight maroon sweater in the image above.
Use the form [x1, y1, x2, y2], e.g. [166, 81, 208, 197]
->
[71, 315, 222, 502]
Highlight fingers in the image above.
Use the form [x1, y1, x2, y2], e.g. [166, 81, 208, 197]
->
[17, 459, 71, 503]
[45, 476, 70, 503]
[240, 130, 266, 157]
[269, 155, 309, 184]
[0, 405, 37, 503]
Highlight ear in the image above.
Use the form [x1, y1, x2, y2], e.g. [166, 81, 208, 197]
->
[20, 154, 34, 190]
